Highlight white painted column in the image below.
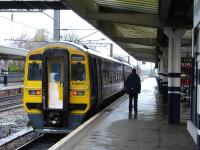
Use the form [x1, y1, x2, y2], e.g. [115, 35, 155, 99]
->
[164, 28, 185, 124]
[196, 28, 200, 149]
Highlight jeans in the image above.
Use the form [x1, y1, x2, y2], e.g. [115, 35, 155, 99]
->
[129, 94, 138, 112]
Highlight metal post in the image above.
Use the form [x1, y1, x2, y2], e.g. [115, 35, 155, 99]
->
[128, 56, 130, 64]
[164, 27, 185, 124]
[53, 10, 60, 41]
[3, 59, 8, 86]
[110, 43, 113, 57]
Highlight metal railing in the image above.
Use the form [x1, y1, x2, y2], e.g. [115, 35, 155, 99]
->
[0, 72, 23, 83]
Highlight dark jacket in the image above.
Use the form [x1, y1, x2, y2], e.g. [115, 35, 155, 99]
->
[125, 73, 141, 95]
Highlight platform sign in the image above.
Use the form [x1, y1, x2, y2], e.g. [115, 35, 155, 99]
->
[194, 0, 200, 27]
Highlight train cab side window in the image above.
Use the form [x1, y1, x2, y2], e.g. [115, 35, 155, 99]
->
[71, 62, 86, 81]
[28, 63, 42, 80]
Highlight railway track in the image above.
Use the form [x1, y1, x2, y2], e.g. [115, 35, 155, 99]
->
[0, 94, 23, 112]
[17, 134, 66, 150]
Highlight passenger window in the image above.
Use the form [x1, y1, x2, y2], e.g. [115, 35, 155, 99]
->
[71, 63, 86, 81]
[28, 63, 42, 80]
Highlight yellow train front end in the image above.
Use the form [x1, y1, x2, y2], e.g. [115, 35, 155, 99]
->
[23, 42, 91, 133]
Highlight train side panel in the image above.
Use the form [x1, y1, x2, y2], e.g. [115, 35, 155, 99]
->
[89, 54, 125, 109]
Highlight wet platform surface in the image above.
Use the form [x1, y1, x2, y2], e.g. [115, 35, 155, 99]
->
[72, 78, 196, 150]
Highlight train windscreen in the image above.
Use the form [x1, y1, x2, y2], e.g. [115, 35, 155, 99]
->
[28, 63, 42, 80]
[71, 63, 86, 81]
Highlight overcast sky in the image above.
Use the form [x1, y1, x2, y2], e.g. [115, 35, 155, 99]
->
[0, 10, 154, 70]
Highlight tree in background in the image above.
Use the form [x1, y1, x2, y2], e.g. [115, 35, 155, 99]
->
[61, 32, 80, 44]
[29, 28, 49, 49]
[9, 28, 50, 50]
[10, 33, 30, 49]
[34, 28, 49, 41]
[8, 60, 24, 72]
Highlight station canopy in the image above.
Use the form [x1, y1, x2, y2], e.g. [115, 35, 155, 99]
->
[0, 0, 193, 62]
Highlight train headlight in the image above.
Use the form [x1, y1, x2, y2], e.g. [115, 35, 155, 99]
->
[29, 90, 41, 96]
[72, 90, 85, 96]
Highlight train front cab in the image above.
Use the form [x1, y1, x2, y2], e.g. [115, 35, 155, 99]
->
[24, 45, 90, 133]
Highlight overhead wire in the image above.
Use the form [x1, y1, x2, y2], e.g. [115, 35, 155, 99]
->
[0, 13, 53, 35]
[0, 15, 38, 30]
[78, 31, 99, 41]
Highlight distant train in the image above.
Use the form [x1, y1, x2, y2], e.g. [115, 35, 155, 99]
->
[23, 42, 132, 133]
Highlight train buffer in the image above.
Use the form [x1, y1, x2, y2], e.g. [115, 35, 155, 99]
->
[50, 78, 196, 150]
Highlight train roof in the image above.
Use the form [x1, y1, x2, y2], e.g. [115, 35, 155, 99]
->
[122, 61, 132, 67]
[32, 41, 131, 65]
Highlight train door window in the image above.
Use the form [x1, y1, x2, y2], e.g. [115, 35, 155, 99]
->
[71, 62, 86, 81]
[103, 70, 106, 84]
[105, 70, 108, 84]
[48, 59, 64, 110]
[108, 71, 110, 83]
[116, 71, 118, 82]
[120, 71, 122, 81]
[28, 63, 42, 80]
[51, 63, 61, 81]
[110, 71, 112, 83]
[113, 71, 115, 82]
[115, 71, 117, 82]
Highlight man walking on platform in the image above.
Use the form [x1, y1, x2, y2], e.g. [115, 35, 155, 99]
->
[125, 68, 141, 113]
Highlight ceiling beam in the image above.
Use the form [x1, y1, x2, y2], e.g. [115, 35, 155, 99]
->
[114, 37, 157, 46]
[126, 48, 156, 61]
[126, 48, 156, 55]
[0, 1, 67, 9]
[129, 51, 155, 58]
[133, 55, 156, 62]
[114, 37, 191, 47]
[86, 13, 163, 28]
[62, 0, 99, 15]
[159, 0, 172, 23]
[98, 21, 117, 37]
[62, 0, 99, 27]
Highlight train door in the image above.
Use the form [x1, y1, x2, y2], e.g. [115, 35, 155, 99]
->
[96, 58, 102, 104]
[89, 56, 98, 108]
[42, 49, 69, 127]
[48, 58, 64, 109]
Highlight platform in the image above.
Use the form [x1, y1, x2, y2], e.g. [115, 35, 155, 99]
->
[50, 78, 196, 150]
[0, 82, 23, 91]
